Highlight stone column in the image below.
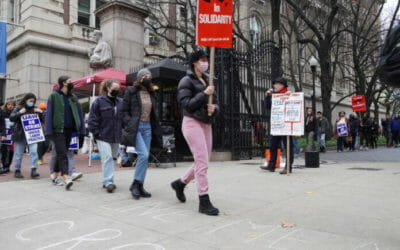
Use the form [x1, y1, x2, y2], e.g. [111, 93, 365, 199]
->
[95, 0, 149, 73]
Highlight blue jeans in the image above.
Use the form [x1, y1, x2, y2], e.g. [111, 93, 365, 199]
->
[13, 141, 38, 170]
[119, 145, 134, 163]
[134, 122, 152, 183]
[97, 140, 119, 186]
[49, 141, 76, 175]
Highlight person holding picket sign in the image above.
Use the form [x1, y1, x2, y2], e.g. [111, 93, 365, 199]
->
[260, 77, 294, 175]
[170, 50, 220, 216]
[88, 79, 123, 193]
[0, 101, 15, 174]
[335, 111, 350, 152]
[9, 93, 43, 179]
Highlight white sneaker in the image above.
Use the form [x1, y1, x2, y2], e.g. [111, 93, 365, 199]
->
[65, 178, 73, 190]
[53, 177, 64, 186]
[71, 172, 83, 181]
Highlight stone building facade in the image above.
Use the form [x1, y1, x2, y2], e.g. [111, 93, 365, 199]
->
[1, 0, 147, 104]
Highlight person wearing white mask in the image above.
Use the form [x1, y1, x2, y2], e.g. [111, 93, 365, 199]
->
[170, 49, 220, 216]
[9, 93, 43, 179]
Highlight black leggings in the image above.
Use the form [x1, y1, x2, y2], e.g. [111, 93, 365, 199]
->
[1, 144, 13, 168]
[52, 130, 73, 176]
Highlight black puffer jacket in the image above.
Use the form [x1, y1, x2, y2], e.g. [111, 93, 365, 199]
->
[121, 86, 162, 148]
[178, 70, 219, 124]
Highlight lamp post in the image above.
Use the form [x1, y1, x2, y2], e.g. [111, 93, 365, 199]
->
[305, 56, 320, 168]
[309, 56, 319, 117]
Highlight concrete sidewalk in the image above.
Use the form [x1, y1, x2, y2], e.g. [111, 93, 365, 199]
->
[0, 156, 399, 249]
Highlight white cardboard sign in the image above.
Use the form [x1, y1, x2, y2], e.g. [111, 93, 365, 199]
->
[271, 93, 304, 136]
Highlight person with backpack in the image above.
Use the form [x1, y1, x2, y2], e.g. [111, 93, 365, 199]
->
[9, 93, 43, 179]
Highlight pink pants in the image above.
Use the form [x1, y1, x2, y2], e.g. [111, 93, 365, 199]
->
[181, 116, 212, 196]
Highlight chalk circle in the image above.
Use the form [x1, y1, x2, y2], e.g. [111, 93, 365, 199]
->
[16, 221, 74, 241]
[110, 243, 165, 250]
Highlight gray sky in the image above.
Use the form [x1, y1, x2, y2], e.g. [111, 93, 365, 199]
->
[382, 0, 399, 27]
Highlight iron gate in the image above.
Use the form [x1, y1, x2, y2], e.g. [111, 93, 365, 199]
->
[213, 39, 279, 160]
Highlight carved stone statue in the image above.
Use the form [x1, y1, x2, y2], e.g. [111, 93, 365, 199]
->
[88, 30, 112, 68]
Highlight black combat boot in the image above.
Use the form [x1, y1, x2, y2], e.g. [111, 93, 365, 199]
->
[138, 182, 151, 198]
[199, 194, 219, 216]
[171, 179, 186, 202]
[31, 168, 40, 178]
[14, 169, 23, 178]
[129, 180, 141, 199]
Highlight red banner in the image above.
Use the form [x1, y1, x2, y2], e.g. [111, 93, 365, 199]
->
[196, 0, 233, 48]
[351, 95, 367, 112]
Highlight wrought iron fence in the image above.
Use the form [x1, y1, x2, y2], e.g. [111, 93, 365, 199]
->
[213, 38, 279, 160]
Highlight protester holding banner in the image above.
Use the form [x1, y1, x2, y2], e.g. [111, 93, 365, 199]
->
[9, 93, 43, 179]
[170, 50, 220, 216]
[88, 79, 123, 193]
[121, 68, 162, 199]
[334, 111, 350, 152]
[0, 101, 15, 174]
[45, 76, 85, 190]
[260, 77, 295, 175]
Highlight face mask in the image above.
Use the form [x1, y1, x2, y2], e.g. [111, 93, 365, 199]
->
[26, 102, 35, 108]
[198, 61, 209, 72]
[141, 78, 152, 88]
[67, 82, 74, 91]
[110, 89, 119, 97]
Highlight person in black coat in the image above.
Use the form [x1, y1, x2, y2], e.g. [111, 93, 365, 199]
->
[0, 101, 15, 174]
[121, 68, 162, 199]
[9, 93, 43, 179]
[170, 49, 220, 216]
[88, 79, 123, 193]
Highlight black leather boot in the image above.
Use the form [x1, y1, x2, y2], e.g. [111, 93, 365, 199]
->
[0, 168, 7, 175]
[199, 194, 219, 216]
[138, 182, 151, 198]
[259, 164, 275, 172]
[31, 168, 40, 178]
[14, 170, 23, 178]
[129, 180, 141, 199]
[171, 179, 186, 202]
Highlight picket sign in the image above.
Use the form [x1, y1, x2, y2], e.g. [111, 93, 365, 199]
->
[21, 114, 45, 144]
[1, 118, 13, 145]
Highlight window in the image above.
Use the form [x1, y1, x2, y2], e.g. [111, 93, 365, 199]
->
[8, 0, 15, 23]
[78, 0, 107, 27]
[250, 15, 262, 44]
[78, 0, 90, 26]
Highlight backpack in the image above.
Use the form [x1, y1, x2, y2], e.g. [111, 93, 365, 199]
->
[378, 24, 400, 87]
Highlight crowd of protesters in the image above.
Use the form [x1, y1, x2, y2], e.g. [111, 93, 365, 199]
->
[0, 49, 220, 216]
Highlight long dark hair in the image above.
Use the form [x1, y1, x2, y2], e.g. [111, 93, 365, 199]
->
[19, 93, 37, 107]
